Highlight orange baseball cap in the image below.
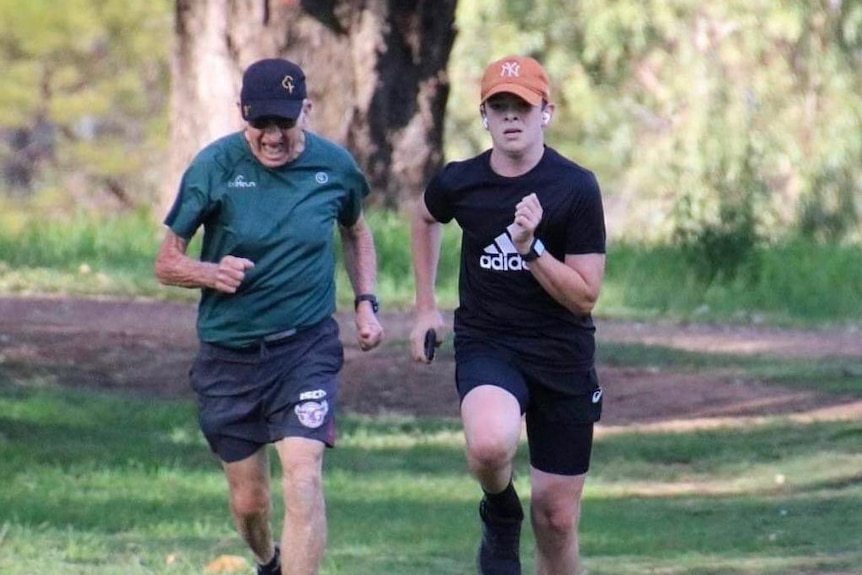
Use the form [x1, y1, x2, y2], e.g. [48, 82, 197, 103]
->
[480, 55, 550, 106]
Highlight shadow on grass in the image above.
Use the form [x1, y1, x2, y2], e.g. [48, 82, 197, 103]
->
[2, 381, 860, 575]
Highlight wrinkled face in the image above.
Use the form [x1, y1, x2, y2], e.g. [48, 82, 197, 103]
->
[244, 114, 301, 168]
[482, 93, 546, 155]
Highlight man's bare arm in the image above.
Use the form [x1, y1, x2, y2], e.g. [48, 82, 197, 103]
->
[154, 229, 254, 293]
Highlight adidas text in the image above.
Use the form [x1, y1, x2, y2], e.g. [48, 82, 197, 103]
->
[480, 252, 527, 271]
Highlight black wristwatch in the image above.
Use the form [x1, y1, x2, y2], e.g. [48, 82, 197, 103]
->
[520, 238, 545, 262]
[354, 294, 379, 313]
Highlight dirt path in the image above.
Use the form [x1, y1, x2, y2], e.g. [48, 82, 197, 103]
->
[1, 295, 860, 428]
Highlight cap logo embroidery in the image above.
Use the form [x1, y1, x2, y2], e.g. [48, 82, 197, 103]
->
[500, 61, 521, 78]
[282, 75, 295, 93]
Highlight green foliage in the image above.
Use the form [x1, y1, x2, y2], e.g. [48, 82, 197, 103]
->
[453, 0, 862, 243]
[333, 209, 462, 310]
[0, 0, 172, 204]
[3, 0, 862, 247]
[0, 209, 155, 271]
[0, 201, 167, 297]
[2, 206, 861, 326]
[672, 141, 769, 282]
[798, 165, 861, 243]
[600, 238, 862, 325]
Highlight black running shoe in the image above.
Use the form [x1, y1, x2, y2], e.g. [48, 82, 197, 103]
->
[257, 544, 281, 575]
[477, 497, 523, 575]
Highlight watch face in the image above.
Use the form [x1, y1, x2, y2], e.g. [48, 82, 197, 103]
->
[534, 239, 545, 256]
[522, 238, 543, 262]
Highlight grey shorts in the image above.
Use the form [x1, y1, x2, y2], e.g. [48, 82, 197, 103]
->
[189, 317, 343, 463]
[455, 336, 602, 476]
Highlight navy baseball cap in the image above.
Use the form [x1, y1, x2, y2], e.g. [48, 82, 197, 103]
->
[240, 58, 307, 121]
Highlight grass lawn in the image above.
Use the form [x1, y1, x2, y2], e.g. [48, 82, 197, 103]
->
[0, 379, 859, 575]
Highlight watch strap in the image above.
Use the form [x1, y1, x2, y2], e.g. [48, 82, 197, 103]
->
[354, 294, 379, 313]
[521, 238, 544, 262]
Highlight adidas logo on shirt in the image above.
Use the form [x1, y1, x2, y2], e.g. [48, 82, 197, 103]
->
[480, 231, 528, 272]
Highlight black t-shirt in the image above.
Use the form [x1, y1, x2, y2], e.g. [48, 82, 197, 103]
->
[424, 147, 606, 370]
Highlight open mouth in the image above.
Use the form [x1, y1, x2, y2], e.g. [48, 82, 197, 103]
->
[262, 142, 286, 155]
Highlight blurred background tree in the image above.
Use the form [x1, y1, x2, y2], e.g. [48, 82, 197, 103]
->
[0, 0, 171, 211]
[1, 0, 859, 251]
[448, 0, 862, 249]
[168, 0, 456, 216]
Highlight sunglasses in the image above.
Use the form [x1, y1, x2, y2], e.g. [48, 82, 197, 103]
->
[249, 117, 297, 130]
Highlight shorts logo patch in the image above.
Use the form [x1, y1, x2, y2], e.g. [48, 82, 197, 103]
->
[300, 389, 327, 401]
[592, 388, 603, 403]
[296, 400, 329, 428]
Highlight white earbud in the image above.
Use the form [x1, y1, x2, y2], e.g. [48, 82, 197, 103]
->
[482, 116, 489, 129]
[542, 111, 551, 126]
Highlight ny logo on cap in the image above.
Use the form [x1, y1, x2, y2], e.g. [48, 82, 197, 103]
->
[282, 75, 296, 93]
[500, 61, 521, 78]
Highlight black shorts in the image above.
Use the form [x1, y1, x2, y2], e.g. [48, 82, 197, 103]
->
[189, 317, 343, 463]
[455, 336, 602, 476]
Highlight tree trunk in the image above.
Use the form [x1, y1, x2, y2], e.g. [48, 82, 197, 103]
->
[163, 0, 457, 217]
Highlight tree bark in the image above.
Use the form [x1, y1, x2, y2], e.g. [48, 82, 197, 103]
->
[163, 0, 457, 217]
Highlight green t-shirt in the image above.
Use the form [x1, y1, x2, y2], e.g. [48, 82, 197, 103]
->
[164, 131, 369, 347]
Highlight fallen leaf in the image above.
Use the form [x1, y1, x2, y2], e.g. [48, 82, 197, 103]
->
[204, 555, 249, 573]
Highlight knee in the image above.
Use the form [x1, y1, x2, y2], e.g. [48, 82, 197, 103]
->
[280, 451, 325, 503]
[281, 447, 323, 482]
[531, 496, 581, 540]
[229, 484, 270, 520]
[281, 463, 322, 495]
[467, 436, 515, 471]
